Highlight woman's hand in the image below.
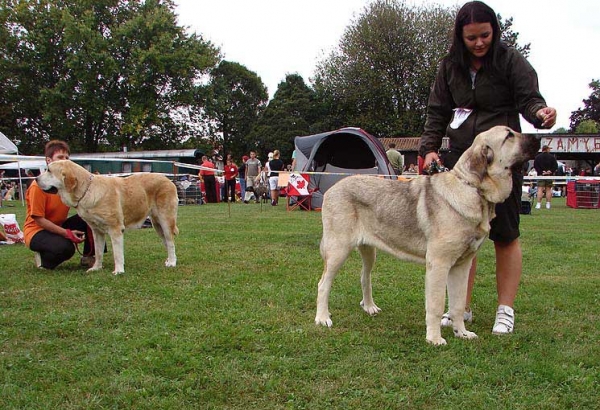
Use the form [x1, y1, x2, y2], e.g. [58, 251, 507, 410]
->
[65, 229, 85, 243]
[536, 107, 557, 129]
[423, 152, 441, 169]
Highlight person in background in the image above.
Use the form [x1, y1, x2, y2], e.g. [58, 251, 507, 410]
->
[265, 152, 274, 177]
[554, 161, 566, 197]
[24, 140, 95, 269]
[386, 143, 403, 175]
[268, 150, 285, 206]
[238, 155, 248, 197]
[244, 151, 262, 203]
[223, 157, 238, 202]
[0, 170, 6, 207]
[291, 149, 297, 170]
[199, 155, 217, 203]
[419, 1, 556, 335]
[533, 145, 558, 209]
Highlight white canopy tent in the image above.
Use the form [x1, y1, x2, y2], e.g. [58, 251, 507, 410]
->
[0, 132, 18, 155]
[0, 159, 47, 171]
[0, 132, 27, 205]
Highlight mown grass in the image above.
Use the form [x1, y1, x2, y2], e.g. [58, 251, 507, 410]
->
[1, 198, 598, 409]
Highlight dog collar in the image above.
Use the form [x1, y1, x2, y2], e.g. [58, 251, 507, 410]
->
[74, 174, 94, 208]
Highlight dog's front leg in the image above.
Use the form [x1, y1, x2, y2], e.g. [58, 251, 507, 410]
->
[87, 228, 105, 272]
[447, 258, 478, 340]
[109, 228, 125, 275]
[425, 258, 450, 345]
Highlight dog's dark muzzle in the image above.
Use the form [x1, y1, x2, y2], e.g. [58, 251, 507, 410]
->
[522, 133, 542, 160]
[511, 134, 541, 172]
[42, 186, 58, 194]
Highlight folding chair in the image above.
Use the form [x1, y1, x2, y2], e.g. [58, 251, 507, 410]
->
[286, 172, 313, 211]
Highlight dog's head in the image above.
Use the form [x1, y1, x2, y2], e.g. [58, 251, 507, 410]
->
[37, 160, 89, 205]
[453, 126, 540, 203]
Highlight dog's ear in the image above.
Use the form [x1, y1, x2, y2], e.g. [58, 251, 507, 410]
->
[466, 144, 492, 181]
[478, 143, 515, 203]
[64, 171, 78, 193]
[483, 144, 494, 165]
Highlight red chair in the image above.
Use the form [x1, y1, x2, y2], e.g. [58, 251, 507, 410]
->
[286, 173, 313, 211]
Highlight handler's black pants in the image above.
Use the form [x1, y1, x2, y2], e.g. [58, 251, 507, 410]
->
[203, 175, 217, 203]
[29, 214, 92, 269]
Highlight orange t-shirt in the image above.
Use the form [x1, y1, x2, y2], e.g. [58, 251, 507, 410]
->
[24, 181, 70, 247]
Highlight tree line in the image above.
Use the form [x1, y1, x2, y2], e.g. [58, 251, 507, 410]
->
[1, 0, 597, 163]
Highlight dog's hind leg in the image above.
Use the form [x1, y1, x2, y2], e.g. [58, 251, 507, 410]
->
[315, 238, 353, 328]
[447, 258, 478, 340]
[358, 245, 381, 316]
[151, 212, 177, 267]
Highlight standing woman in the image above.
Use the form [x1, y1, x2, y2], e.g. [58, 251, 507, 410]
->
[419, 1, 556, 334]
[268, 150, 285, 206]
[223, 157, 238, 202]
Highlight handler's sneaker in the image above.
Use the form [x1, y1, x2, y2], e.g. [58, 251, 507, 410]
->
[440, 309, 473, 327]
[546, 202, 551, 209]
[492, 305, 515, 335]
[34, 252, 42, 268]
[535, 202, 541, 209]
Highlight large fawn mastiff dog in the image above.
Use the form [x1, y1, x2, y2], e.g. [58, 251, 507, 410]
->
[315, 126, 540, 345]
[37, 160, 179, 274]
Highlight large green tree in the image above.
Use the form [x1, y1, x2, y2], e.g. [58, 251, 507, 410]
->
[0, 0, 219, 154]
[202, 60, 268, 160]
[498, 15, 530, 57]
[248, 73, 320, 161]
[312, 1, 532, 138]
[569, 79, 600, 132]
[312, 0, 455, 137]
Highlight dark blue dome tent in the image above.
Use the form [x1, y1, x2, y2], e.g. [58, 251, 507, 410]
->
[293, 127, 396, 208]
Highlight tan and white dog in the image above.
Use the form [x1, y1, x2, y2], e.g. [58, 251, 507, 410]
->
[37, 160, 179, 274]
[315, 126, 540, 345]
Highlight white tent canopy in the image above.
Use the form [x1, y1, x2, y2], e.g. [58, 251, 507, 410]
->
[0, 159, 47, 171]
[0, 132, 18, 154]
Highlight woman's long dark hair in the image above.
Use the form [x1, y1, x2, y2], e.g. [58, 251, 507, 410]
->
[449, 1, 502, 72]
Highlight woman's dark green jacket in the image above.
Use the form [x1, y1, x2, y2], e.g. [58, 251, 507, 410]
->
[419, 44, 548, 166]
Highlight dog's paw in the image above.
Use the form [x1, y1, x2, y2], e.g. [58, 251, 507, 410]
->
[165, 259, 176, 267]
[315, 316, 333, 327]
[426, 336, 447, 346]
[360, 300, 382, 316]
[112, 270, 124, 275]
[86, 266, 102, 273]
[453, 329, 478, 340]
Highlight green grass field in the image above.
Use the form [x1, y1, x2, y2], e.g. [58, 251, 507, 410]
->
[1, 197, 598, 409]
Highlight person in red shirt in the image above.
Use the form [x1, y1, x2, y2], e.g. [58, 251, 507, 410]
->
[199, 155, 217, 203]
[223, 158, 238, 202]
[24, 140, 95, 269]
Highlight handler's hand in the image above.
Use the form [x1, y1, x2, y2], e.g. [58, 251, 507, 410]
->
[536, 107, 557, 129]
[65, 229, 85, 244]
[423, 152, 441, 169]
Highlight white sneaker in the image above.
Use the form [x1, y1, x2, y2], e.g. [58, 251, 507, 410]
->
[440, 309, 473, 327]
[34, 252, 42, 268]
[546, 202, 551, 209]
[492, 305, 515, 335]
[535, 202, 541, 209]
